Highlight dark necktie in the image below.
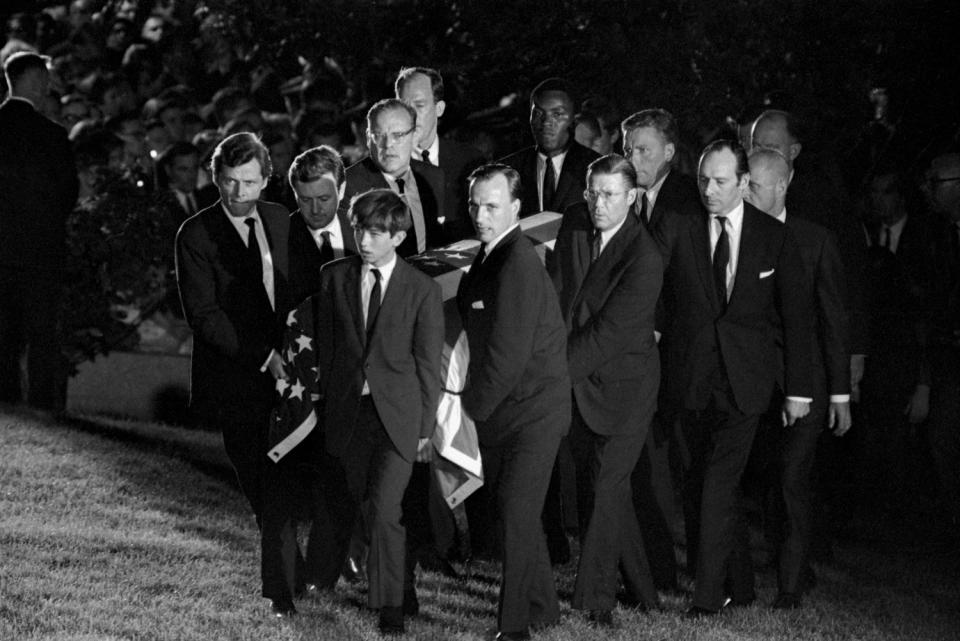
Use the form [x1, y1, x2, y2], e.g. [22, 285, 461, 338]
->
[421, 149, 430, 164]
[882, 225, 892, 252]
[590, 229, 602, 263]
[713, 216, 729, 308]
[638, 192, 649, 226]
[395, 177, 405, 195]
[542, 157, 556, 211]
[245, 218, 262, 279]
[318, 230, 334, 265]
[366, 268, 381, 336]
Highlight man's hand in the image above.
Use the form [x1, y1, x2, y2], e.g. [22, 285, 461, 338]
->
[267, 350, 287, 380]
[829, 401, 853, 436]
[850, 354, 866, 403]
[904, 384, 930, 425]
[782, 398, 811, 426]
[416, 437, 433, 463]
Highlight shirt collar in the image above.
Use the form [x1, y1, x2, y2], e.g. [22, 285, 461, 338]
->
[645, 170, 670, 206]
[484, 222, 520, 256]
[775, 206, 787, 223]
[599, 215, 628, 250]
[418, 136, 440, 165]
[712, 200, 744, 228]
[362, 251, 398, 283]
[221, 202, 260, 226]
[382, 165, 413, 187]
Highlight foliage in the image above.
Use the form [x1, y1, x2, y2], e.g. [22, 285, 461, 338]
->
[62, 171, 180, 368]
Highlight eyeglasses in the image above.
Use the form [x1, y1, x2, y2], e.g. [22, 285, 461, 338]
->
[584, 189, 627, 202]
[368, 125, 416, 147]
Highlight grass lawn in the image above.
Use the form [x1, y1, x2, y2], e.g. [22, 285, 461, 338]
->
[1, 407, 958, 640]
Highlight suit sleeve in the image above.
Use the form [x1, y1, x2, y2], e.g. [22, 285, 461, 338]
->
[815, 230, 851, 395]
[462, 252, 541, 422]
[776, 225, 815, 399]
[314, 268, 335, 400]
[567, 237, 663, 383]
[414, 280, 446, 438]
[175, 224, 273, 368]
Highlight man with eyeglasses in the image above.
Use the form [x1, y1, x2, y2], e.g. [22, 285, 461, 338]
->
[500, 77, 600, 217]
[923, 152, 960, 535]
[342, 98, 445, 258]
[549, 155, 664, 626]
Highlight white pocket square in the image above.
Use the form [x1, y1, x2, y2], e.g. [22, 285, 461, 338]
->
[759, 269, 775, 279]
[471, 300, 485, 309]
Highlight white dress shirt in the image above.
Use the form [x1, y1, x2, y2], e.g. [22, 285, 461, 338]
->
[222, 204, 274, 311]
[309, 216, 346, 258]
[360, 253, 398, 394]
[709, 200, 744, 301]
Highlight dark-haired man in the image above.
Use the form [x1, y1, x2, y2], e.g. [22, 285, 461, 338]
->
[396, 66, 482, 243]
[314, 189, 444, 634]
[342, 99, 446, 257]
[0, 52, 78, 410]
[287, 145, 357, 304]
[500, 78, 600, 217]
[175, 132, 294, 616]
[655, 140, 813, 616]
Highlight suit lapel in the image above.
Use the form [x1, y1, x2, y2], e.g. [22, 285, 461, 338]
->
[344, 259, 365, 345]
[691, 214, 721, 313]
[375, 259, 408, 341]
[553, 146, 580, 211]
[729, 207, 760, 310]
[572, 217, 636, 313]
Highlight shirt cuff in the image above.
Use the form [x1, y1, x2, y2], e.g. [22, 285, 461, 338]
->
[830, 394, 850, 403]
[786, 396, 812, 404]
[260, 349, 277, 373]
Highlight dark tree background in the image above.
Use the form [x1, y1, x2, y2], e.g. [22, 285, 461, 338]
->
[200, 0, 959, 165]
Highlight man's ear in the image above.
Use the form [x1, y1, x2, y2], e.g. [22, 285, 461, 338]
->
[436, 99, 446, 120]
[789, 142, 802, 163]
[626, 187, 638, 207]
[338, 181, 346, 201]
[390, 229, 407, 248]
[663, 142, 676, 163]
[510, 198, 521, 219]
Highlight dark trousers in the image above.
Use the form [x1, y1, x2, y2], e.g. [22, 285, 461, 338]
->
[482, 417, 564, 634]
[761, 397, 826, 596]
[569, 405, 657, 610]
[632, 414, 682, 590]
[330, 397, 414, 609]
[0, 271, 64, 410]
[680, 389, 761, 611]
[929, 353, 960, 524]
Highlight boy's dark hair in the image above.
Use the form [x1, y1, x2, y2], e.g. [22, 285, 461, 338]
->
[349, 188, 411, 236]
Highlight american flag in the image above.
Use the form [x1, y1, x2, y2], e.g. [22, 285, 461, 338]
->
[268, 211, 563, 504]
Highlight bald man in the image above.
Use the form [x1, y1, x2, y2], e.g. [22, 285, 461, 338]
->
[751, 111, 867, 399]
[746, 149, 851, 608]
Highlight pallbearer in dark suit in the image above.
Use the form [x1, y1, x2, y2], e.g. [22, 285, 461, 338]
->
[458, 165, 571, 641]
[396, 66, 483, 244]
[175, 133, 295, 616]
[0, 52, 78, 410]
[746, 149, 852, 609]
[342, 99, 446, 258]
[314, 189, 444, 635]
[550, 155, 663, 626]
[655, 141, 814, 616]
[500, 78, 600, 218]
[287, 145, 358, 305]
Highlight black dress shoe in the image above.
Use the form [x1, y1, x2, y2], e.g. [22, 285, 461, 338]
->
[492, 631, 531, 641]
[587, 609, 615, 627]
[270, 598, 297, 619]
[379, 606, 404, 635]
[402, 588, 420, 616]
[772, 593, 803, 609]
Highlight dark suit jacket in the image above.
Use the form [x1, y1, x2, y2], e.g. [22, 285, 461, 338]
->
[342, 156, 446, 257]
[437, 137, 484, 242]
[550, 207, 663, 435]
[457, 226, 571, 446]
[175, 200, 291, 422]
[786, 214, 850, 397]
[287, 209, 357, 306]
[316, 255, 444, 463]
[647, 170, 701, 231]
[656, 201, 814, 416]
[0, 98, 78, 280]
[499, 140, 600, 217]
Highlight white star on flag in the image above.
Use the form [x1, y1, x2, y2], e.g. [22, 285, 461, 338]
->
[295, 334, 312, 353]
[289, 380, 305, 400]
[275, 378, 290, 395]
[286, 309, 298, 326]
